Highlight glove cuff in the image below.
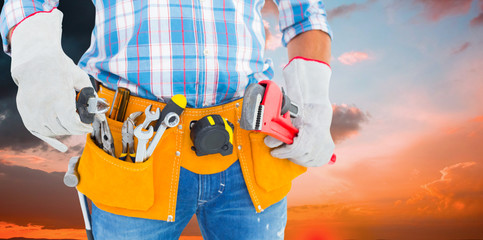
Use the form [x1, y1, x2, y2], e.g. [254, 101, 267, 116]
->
[11, 8, 63, 70]
[283, 56, 331, 70]
[282, 56, 332, 105]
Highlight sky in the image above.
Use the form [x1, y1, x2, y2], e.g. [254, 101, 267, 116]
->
[0, 0, 483, 239]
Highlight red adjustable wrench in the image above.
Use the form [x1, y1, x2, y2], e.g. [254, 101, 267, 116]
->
[240, 80, 336, 164]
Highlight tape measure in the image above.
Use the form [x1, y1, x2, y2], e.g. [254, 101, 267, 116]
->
[190, 115, 234, 156]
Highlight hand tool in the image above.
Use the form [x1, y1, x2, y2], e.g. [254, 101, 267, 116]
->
[78, 191, 94, 240]
[63, 156, 94, 240]
[140, 105, 160, 129]
[154, 95, 187, 130]
[76, 87, 109, 124]
[146, 95, 187, 158]
[120, 111, 143, 162]
[98, 114, 115, 157]
[91, 116, 102, 147]
[76, 87, 113, 156]
[190, 115, 234, 156]
[131, 104, 160, 162]
[241, 80, 336, 164]
[64, 156, 80, 187]
[145, 112, 179, 158]
[108, 87, 131, 121]
[134, 125, 154, 163]
[240, 80, 299, 144]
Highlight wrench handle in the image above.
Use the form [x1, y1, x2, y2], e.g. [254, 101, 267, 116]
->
[135, 143, 147, 163]
[146, 123, 167, 158]
[154, 94, 187, 130]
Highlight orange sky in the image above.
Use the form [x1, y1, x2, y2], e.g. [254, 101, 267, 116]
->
[1, 116, 482, 239]
[283, 116, 483, 240]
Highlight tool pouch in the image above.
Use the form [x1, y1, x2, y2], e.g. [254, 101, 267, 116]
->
[76, 117, 155, 211]
[74, 85, 308, 220]
[247, 132, 307, 192]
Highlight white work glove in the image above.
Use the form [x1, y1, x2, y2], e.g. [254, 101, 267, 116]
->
[264, 57, 335, 167]
[10, 9, 93, 152]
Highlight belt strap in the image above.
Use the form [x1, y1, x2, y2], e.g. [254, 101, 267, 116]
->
[97, 85, 242, 174]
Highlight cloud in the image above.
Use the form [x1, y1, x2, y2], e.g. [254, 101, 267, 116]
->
[264, 20, 283, 51]
[301, 114, 483, 208]
[284, 202, 483, 240]
[327, 0, 377, 20]
[1, 154, 47, 164]
[261, 0, 279, 17]
[0, 220, 202, 240]
[0, 96, 49, 151]
[0, 135, 85, 173]
[330, 104, 369, 143]
[0, 161, 83, 229]
[470, 0, 483, 27]
[337, 51, 370, 65]
[413, 0, 472, 22]
[0, 222, 83, 240]
[404, 161, 483, 217]
[471, 13, 483, 26]
[451, 42, 471, 55]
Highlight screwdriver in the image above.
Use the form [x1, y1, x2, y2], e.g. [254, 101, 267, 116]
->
[109, 87, 131, 121]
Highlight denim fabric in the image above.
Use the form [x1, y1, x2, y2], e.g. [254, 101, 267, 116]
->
[91, 160, 287, 239]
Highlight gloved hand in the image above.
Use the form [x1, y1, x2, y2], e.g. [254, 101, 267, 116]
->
[10, 9, 93, 152]
[264, 57, 334, 167]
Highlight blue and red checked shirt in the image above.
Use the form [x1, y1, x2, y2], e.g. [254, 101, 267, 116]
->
[1, 0, 331, 107]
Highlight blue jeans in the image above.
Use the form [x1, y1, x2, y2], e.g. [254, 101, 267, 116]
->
[91, 160, 287, 239]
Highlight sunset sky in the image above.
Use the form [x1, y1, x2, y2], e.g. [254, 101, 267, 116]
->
[1, 0, 483, 239]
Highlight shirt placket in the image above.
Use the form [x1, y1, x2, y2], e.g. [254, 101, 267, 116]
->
[193, 0, 205, 108]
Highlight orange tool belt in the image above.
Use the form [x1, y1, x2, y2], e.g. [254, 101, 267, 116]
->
[76, 85, 307, 221]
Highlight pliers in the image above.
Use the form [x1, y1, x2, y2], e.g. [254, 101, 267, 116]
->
[120, 111, 143, 162]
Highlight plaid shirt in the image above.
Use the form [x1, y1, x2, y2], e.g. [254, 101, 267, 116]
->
[1, 0, 331, 107]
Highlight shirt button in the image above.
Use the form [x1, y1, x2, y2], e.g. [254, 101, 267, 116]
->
[203, 49, 209, 56]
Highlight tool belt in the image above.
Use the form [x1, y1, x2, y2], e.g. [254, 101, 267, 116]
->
[76, 85, 307, 221]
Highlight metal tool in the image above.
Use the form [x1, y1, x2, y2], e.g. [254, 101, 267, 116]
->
[64, 156, 80, 187]
[134, 125, 154, 163]
[108, 87, 131, 121]
[241, 80, 336, 164]
[146, 112, 180, 158]
[63, 156, 94, 240]
[76, 87, 113, 156]
[154, 95, 186, 130]
[120, 111, 143, 162]
[76, 87, 109, 124]
[78, 191, 94, 240]
[91, 116, 102, 147]
[240, 80, 298, 144]
[146, 95, 187, 158]
[98, 114, 115, 157]
[140, 105, 160, 129]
